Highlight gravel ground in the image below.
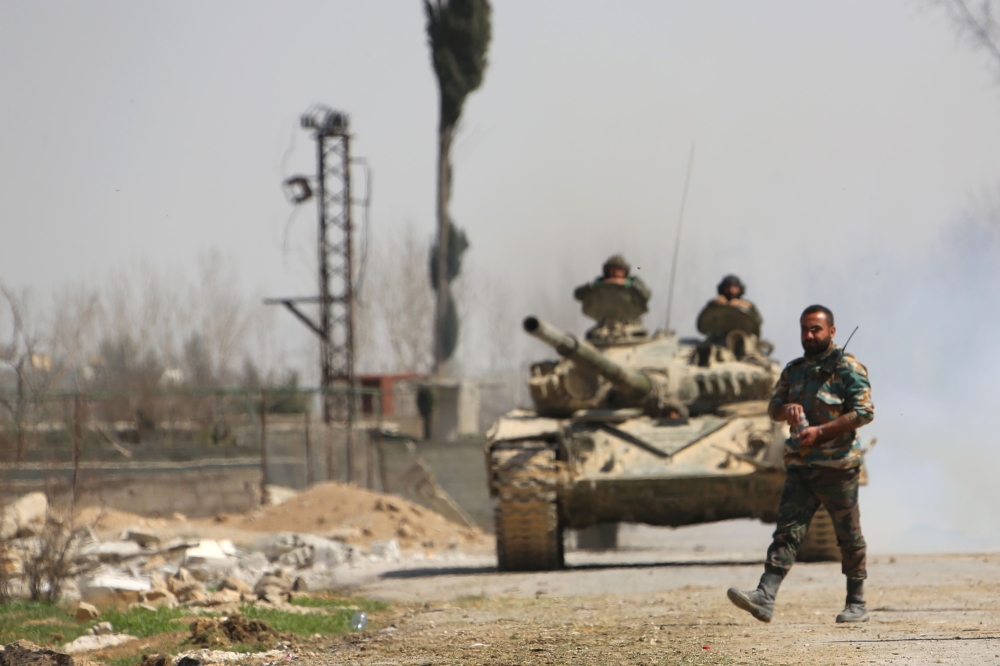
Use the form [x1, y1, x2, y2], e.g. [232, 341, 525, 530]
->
[316, 522, 1000, 665]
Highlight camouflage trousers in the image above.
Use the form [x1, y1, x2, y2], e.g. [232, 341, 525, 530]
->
[765, 466, 867, 580]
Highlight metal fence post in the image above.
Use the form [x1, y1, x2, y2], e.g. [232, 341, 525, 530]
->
[72, 394, 82, 506]
[260, 389, 269, 505]
[304, 409, 314, 487]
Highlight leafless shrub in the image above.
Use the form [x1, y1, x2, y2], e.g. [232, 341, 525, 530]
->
[16, 515, 94, 603]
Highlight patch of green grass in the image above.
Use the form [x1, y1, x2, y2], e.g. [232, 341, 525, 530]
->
[0, 601, 186, 647]
[99, 606, 187, 637]
[0, 601, 86, 646]
[240, 605, 353, 635]
[241, 604, 364, 636]
[289, 594, 387, 613]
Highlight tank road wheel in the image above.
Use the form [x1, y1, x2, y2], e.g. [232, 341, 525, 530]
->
[797, 507, 841, 562]
[491, 445, 564, 572]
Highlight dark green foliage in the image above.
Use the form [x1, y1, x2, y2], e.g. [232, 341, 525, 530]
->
[441, 292, 460, 361]
[240, 357, 262, 388]
[182, 334, 214, 387]
[266, 371, 310, 414]
[416, 386, 434, 418]
[417, 385, 434, 439]
[428, 221, 470, 288]
[96, 336, 163, 391]
[429, 222, 468, 362]
[424, 0, 492, 129]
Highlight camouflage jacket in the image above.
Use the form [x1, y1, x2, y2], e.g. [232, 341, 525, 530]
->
[768, 344, 874, 469]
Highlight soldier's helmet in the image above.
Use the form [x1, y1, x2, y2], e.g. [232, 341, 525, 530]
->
[603, 254, 631, 276]
[717, 274, 746, 297]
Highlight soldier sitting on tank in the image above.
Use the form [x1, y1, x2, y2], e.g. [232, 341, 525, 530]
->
[696, 274, 765, 346]
[712, 274, 759, 316]
[573, 255, 651, 346]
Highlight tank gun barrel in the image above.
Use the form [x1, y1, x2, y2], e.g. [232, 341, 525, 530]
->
[523, 316, 651, 399]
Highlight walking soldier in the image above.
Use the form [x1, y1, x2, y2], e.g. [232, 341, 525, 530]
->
[727, 304, 875, 623]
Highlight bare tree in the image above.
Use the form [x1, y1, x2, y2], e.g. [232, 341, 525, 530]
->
[370, 225, 435, 374]
[190, 250, 252, 382]
[935, 0, 1000, 77]
[0, 284, 40, 461]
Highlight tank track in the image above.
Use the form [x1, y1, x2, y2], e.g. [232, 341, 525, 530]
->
[491, 444, 564, 571]
[797, 506, 842, 562]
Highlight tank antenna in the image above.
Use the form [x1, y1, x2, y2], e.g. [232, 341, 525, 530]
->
[665, 143, 696, 332]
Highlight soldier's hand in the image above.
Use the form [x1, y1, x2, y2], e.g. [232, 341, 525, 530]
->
[781, 403, 804, 424]
[798, 426, 820, 448]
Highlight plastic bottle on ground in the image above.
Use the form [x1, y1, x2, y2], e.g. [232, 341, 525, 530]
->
[351, 611, 368, 631]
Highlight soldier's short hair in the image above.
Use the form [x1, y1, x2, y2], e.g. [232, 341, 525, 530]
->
[801, 304, 834, 327]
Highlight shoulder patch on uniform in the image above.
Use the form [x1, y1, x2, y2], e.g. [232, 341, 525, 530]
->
[838, 352, 868, 374]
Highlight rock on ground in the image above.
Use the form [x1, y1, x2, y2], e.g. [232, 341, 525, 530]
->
[61, 634, 135, 654]
[0, 641, 74, 666]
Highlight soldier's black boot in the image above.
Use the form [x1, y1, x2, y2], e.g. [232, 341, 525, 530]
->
[835, 578, 869, 623]
[727, 570, 784, 623]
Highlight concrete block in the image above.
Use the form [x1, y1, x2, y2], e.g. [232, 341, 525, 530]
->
[62, 634, 135, 654]
[78, 570, 151, 599]
[75, 602, 100, 622]
[369, 539, 400, 562]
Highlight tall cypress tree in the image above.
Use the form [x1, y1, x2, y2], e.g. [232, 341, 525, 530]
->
[424, 0, 491, 375]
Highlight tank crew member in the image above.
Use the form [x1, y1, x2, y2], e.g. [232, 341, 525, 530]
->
[727, 305, 874, 624]
[573, 254, 650, 305]
[712, 274, 758, 314]
[574, 255, 651, 343]
[697, 274, 764, 340]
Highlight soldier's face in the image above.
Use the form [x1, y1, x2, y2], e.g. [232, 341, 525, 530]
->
[606, 267, 627, 279]
[800, 313, 835, 355]
[723, 283, 742, 299]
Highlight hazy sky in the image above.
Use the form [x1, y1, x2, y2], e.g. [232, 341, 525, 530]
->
[3, 1, 1000, 553]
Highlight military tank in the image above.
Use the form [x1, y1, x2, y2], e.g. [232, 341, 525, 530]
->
[486, 282, 843, 571]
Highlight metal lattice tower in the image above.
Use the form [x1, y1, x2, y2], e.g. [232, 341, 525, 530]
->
[267, 105, 357, 481]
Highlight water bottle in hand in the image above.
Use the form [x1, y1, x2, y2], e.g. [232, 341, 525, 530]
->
[351, 612, 368, 631]
[792, 412, 809, 442]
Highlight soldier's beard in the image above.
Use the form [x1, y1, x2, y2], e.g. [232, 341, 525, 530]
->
[802, 336, 832, 356]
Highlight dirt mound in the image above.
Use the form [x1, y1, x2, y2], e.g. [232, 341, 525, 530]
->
[189, 616, 277, 648]
[73, 506, 183, 537]
[221, 482, 489, 551]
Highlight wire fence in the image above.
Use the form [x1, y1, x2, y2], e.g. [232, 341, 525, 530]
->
[0, 386, 395, 508]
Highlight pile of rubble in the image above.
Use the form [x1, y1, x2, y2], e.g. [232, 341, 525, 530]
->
[1, 492, 404, 605]
[216, 482, 488, 551]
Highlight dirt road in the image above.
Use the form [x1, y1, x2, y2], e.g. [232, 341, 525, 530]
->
[327, 523, 1000, 665]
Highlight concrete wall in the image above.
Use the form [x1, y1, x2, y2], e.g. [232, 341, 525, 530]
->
[1, 463, 262, 518]
[0, 430, 495, 529]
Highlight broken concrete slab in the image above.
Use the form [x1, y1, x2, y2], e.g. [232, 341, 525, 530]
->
[79, 541, 142, 563]
[88, 622, 114, 636]
[369, 539, 400, 562]
[217, 577, 252, 595]
[77, 569, 151, 599]
[61, 634, 135, 654]
[0, 493, 47, 540]
[263, 485, 297, 507]
[74, 602, 99, 622]
[120, 529, 161, 548]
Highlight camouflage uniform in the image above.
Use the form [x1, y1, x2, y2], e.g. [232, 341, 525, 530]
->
[765, 344, 874, 579]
